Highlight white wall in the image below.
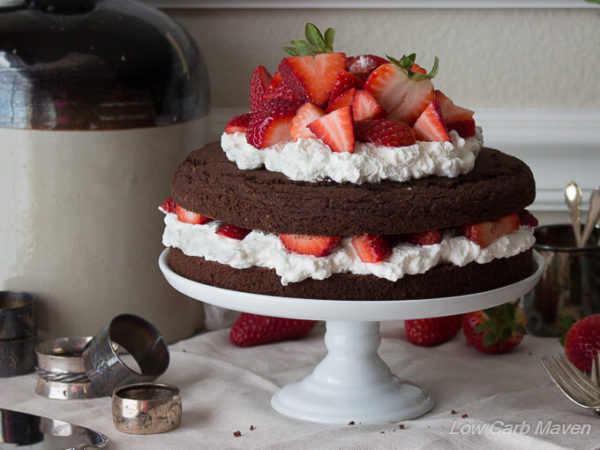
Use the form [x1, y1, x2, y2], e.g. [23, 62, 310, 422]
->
[164, 6, 600, 109]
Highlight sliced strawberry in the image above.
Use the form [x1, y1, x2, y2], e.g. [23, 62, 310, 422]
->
[329, 70, 364, 104]
[216, 223, 251, 240]
[249, 66, 272, 112]
[346, 54, 388, 81]
[413, 98, 450, 142]
[462, 213, 520, 248]
[351, 89, 386, 121]
[224, 112, 252, 134]
[263, 75, 304, 104]
[364, 63, 434, 125]
[246, 99, 298, 149]
[325, 88, 356, 113]
[518, 209, 539, 228]
[290, 103, 325, 140]
[354, 119, 416, 147]
[405, 229, 443, 246]
[270, 71, 282, 89]
[307, 105, 355, 153]
[279, 234, 341, 257]
[435, 90, 476, 138]
[351, 234, 392, 263]
[278, 53, 347, 108]
[160, 197, 176, 214]
[176, 205, 212, 225]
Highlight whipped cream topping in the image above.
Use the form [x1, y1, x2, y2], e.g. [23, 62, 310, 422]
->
[220, 127, 483, 184]
[162, 211, 535, 286]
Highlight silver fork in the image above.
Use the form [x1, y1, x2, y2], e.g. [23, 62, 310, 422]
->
[590, 350, 600, 387]
[540, 353, 600, 415]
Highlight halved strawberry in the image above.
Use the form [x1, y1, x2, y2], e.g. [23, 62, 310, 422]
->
[246, 99, 298, 148]
[176, 205, 212, 225]
[354, 119, 416, 147]
[435, 90, 476, 138]
[365, 63, 434, 125]
[329, 70, 364, 105]
[250, 66, 272, 112]
[160, 197, 176, 214]
[279, 234, 341, 257]
[290, 103, 325, 140]
[352, 234, 392, 263]
[346, 54, 388, 81]
[405, 229, 443, 246]
[278, 53, 347, 108]
[518, 209, 539, 228]
[352, 89, 386, 121]
[224, 113, 253, 134]
[325, 88, 356, 113]
[462, 213, 520, 248]
[413, 98, 450, 142]
[307, 105, 355, 153]
[216, 223, 251, 240]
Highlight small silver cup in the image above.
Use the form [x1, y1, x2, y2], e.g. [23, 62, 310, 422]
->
[524, 224, 600, 336]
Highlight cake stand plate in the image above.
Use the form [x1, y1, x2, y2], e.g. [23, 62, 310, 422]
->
[159, 249, 544, 424]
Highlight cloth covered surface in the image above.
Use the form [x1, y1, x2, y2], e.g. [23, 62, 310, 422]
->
[0, 321, 596, 449]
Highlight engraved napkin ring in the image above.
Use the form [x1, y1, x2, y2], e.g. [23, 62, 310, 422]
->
[112, 383, 182, 434]
[83, 314, 170, 397]
[34, 336, 94, 400]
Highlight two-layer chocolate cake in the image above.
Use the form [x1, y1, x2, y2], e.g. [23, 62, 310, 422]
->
[160, 24, 537, 301]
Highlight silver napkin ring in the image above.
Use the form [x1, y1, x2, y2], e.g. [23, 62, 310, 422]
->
[0, 291, 37, 377]
[34, 336, 94, 400]
[0, 291, 36, 339]
[83, 314, 170, 397]
[112, 383, 182, 435]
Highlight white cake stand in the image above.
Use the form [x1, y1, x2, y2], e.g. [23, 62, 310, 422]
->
[159, 249, 544, 424]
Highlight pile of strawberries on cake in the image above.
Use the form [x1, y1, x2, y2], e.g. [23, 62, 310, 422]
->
[224, 23, 476, 152]
[166, 24, 538, 264]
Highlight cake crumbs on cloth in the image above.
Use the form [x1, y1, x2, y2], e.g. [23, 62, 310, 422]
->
[249, 425, 255, 431]
[348, 421, 355, 426]
[450, 409, 457, 414]
[462, 414, 469, 418]
[398, 424, 405, 429]
[233, 431, 242, 437]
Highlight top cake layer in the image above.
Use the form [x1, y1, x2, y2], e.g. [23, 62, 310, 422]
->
[172, 142, 535, 236]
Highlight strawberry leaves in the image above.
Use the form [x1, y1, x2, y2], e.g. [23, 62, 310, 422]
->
[387, 53, 439, 81]
[475, 300, 527, 349]
[284, 23, 335, 56]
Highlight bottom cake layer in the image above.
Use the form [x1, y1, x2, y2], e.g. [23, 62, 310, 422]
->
[167, 248, 534, 301]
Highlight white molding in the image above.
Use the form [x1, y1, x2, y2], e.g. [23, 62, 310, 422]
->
[205, 108, 600, 211]
[149, 0, 597, 9]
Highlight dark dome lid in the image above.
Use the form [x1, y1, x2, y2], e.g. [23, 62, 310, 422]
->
[0, 0, 209, 130]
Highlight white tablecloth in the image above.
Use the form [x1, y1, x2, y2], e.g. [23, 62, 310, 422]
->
[0, 322, 597, 449]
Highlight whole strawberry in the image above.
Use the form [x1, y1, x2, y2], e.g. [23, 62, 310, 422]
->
[462, 300, 526, 354]
[564, 314, 600, 372]
[405, 314, 463, 346]
[230, 313, 317, 347]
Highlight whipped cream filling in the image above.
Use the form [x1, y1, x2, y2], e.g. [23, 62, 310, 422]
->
[220, 127, 483, 184]
[162, 211, 535, 286]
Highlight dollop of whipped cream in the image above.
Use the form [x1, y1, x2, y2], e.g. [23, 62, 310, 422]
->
[220, 127, 483, 184]
[162, 212, 534, 286]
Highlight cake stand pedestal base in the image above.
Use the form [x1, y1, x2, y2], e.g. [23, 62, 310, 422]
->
[271, 321, 433, 424]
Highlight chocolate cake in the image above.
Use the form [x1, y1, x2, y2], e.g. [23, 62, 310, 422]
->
[160, 24, 538, 301]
